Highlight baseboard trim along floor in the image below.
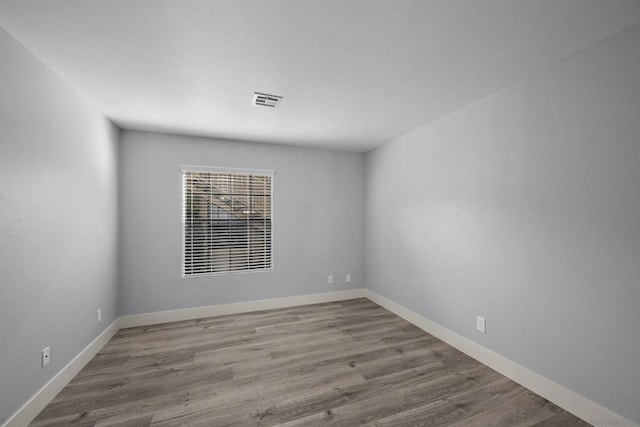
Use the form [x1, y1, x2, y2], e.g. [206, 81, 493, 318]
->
[4, 288, 636, 427]
[363, 289, 637, 427]
[118, 289, 366, 328]
[2, 319, 120, 427]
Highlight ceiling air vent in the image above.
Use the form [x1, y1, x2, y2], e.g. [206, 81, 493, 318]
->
[252, 92, 282, 108]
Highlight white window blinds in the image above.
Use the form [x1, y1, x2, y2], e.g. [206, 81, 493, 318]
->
[182, 167, 273, 276]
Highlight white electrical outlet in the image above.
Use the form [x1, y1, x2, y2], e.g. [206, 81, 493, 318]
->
[476, 316, 486, 333]
[42, 346, 50, 367]
[328, 275, 334, 284]
[346, 273, 351, 283]
[97, 308, 102, 323]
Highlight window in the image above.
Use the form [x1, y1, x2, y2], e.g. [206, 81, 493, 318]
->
[182, 167, 273, 276]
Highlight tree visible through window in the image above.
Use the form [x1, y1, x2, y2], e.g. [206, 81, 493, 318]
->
[182, 167, 273, 276]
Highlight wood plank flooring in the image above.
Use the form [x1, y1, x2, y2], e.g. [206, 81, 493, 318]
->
[31, 299, 590, 426]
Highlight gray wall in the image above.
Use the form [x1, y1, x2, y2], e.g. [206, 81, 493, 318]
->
[365, 24, 640, 423]
[0, 28, 119, 424]
[119, 130, 364, 315]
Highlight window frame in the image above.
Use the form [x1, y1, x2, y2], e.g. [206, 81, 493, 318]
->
[181, 165, 274, 278]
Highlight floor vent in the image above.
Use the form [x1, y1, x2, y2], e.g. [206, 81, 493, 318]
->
[252, 92, 282, 108]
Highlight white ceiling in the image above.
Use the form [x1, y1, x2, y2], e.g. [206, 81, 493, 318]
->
[2, 1, 640, 152]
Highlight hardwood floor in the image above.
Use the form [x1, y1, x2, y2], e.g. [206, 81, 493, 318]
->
[31, 299, 590, 426]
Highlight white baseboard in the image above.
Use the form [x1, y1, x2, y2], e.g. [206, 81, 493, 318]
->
[119, 289, 366, 328]
[9, 288, 632, 427]
[2, 289, 366, 426]
[363, 289, 637, 427]
[2, 319, 120, 427]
